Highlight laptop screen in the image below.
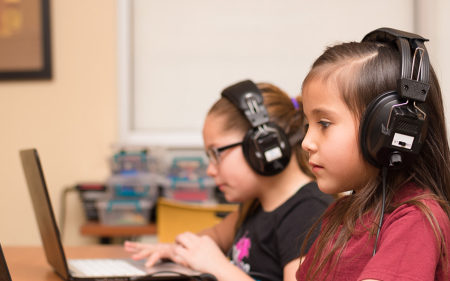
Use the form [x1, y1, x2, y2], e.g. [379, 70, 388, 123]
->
[0, 244, 12, 281]
[20, 149, 71, 280]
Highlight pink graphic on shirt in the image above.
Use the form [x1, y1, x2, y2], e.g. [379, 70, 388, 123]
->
[236, 232, 251, 260]
[231, 231, 251, 272]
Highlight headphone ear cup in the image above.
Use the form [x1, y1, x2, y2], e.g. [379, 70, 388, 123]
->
[359, 91, 397, 168]
[242, 122, 291, 176]
[360, 91, 403, 168]
[360, 91, 427, 169]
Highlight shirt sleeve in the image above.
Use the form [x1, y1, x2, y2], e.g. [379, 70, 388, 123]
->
[277, 198, 328, 267]
[358, 203, 448, 281]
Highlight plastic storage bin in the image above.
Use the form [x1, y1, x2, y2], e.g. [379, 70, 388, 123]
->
[110, 148, 160, 174]
[106, 172, 158, 200]
[96, 199, 153, 225]
[161, 177, 216, 202]
[161, 157, 216, 203]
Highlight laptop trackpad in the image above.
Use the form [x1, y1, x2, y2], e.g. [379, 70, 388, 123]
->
[130, 259, 201, 276]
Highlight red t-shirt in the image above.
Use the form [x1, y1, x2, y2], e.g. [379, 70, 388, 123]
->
[296, 182, 450, 281]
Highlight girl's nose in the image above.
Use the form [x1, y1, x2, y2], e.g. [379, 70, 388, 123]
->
[302, 130, 317, 153]
[206, 161, 218, 177]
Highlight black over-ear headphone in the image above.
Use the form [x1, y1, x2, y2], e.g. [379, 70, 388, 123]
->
[221, 80, 291, 176]
[360, 28, 431, 170]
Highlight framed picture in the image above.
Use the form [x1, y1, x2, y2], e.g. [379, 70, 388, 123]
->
[0, 0, 52, 80]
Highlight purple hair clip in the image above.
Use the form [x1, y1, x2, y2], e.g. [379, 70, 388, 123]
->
[291, 97, 299, 111]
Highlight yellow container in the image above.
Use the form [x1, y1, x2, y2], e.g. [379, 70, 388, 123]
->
[157, 197, 239, 243]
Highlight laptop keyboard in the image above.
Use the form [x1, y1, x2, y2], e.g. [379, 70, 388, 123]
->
[69, 259, 146, 277]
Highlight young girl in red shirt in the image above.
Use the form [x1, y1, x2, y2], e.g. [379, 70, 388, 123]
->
[297, 28, 450, 281]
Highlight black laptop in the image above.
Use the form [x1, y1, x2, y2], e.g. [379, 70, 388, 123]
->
[0, 244, 13, 281]
[20, 148, 203, 281]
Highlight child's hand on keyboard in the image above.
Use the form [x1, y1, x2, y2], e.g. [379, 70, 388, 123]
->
[124, 241, 181, 268]
[173, 232, 229, 274]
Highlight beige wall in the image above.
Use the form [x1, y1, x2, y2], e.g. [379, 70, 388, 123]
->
[416, 0, 450, 130]
[434, 0, 450, 129]
[0, 1, 117, 245]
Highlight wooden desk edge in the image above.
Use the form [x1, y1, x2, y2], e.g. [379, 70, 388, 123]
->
[158, 198, 239, 212]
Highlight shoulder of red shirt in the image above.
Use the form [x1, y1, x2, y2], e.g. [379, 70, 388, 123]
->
[323, 181, 447, 225]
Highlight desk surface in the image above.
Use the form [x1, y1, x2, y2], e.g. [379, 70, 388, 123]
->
[80, 222, 157, 237]
[3, 245, 131, 281]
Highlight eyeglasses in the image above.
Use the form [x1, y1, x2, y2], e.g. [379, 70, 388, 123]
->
[206, 142, 242, 165]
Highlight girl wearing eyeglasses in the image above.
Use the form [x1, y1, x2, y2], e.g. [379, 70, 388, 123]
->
[124, 82, 333, 281]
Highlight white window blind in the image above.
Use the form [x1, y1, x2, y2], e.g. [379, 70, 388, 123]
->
[118, 0, 414, 147]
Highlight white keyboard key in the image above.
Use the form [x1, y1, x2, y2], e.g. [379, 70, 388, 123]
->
[69, 259, 146, 277]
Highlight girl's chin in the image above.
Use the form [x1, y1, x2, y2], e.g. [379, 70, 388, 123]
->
[317, 181, 340, 195]
[223, 195, 237, 203]
[223, 193, 249, 204]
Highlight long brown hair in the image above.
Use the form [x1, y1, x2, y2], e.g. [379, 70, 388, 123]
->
[207, 82, 312, 232]
[299, 41, 450, 280]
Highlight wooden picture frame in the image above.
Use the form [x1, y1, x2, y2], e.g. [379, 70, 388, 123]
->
[0, 0, 52, 80]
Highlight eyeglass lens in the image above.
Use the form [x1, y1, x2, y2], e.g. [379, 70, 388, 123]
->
[206, 149, 218, 165]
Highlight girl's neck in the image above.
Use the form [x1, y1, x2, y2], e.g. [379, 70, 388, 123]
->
[257, 156, 313, 212]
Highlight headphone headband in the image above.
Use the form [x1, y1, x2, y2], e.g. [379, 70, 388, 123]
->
[362, 27, 428, 43]
[221, 80, 270, 128]
[362, 28, 430, 102]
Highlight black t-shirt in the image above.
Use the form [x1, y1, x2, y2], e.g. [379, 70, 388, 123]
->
[229, 182, 333, 281]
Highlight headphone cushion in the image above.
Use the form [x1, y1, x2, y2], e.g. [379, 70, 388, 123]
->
[242, 122, 291, 176]
[360, 91, 400, 168]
